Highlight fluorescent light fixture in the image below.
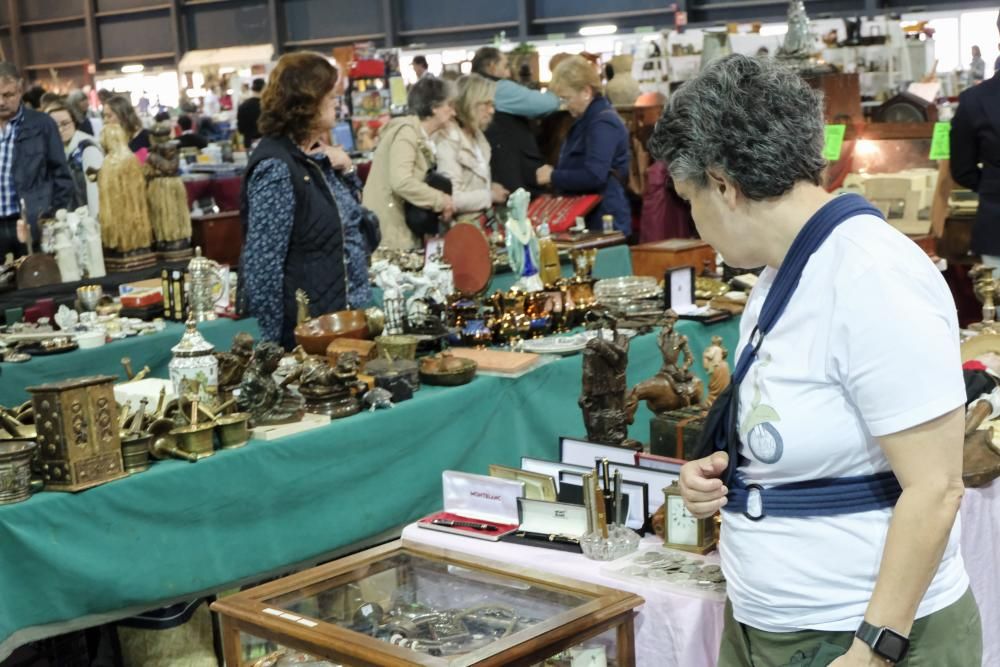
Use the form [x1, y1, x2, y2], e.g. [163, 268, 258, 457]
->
[579, 24, 618, 36]
[120, 64, 144, 74]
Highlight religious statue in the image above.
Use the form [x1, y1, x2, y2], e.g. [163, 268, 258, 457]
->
[236, 342, 304, 425]
[579, 313, 635, 448]
[288, 351, 367, 419]
[703, 335, 731, 409]
[505, 188, 543, 292]
[98, 124, 154, 256]
[215, 332, 255, 388]
[70, 206, 106, 278]
[778, 0, 814, 60]
[625, 310, 703, 422]
[146, 127, 192, 254]
[45, 209, 81, 282]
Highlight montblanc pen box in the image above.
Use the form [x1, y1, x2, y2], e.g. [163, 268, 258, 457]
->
[417, 471, 524, 541]
[502, 498, 589, 553]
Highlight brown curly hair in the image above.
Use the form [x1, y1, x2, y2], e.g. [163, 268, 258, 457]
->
[258, 52, 338, 145]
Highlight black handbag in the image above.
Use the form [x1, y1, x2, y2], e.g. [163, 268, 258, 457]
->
[404, 169, 452, 237]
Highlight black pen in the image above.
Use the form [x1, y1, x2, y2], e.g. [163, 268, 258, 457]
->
[432, 519, 498, 531]
[516, 530, 580, 545]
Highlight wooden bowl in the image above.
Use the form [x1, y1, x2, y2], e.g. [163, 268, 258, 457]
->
[419, 357, 477, 386]
[294, 310, 369, 356]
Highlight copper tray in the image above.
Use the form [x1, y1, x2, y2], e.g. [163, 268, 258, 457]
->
[443, 223, 492, 296]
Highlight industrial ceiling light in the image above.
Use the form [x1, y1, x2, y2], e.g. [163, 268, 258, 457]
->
[120, 64, 144, 73]
[579, 24, 618, 36]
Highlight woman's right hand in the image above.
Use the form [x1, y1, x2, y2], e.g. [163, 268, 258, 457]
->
[535, 164, 554, 186]
[440, 195, 455, 223]
[679, 451, 730, 518]
[491, 182, 510, 204]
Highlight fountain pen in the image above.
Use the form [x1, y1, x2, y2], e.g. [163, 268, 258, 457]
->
[432, 518, 498, 531]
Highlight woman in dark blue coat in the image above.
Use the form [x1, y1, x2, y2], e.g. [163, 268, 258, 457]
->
[536, 55, 632, 234]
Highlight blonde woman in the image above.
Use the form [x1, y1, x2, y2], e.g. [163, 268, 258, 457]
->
[536, 55, 631, 234]
[362, 76, 456, 249]
[437, 74, 510, 215]
[435, 74, 508, 218]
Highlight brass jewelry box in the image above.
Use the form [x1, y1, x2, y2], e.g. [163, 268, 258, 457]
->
[28, 375, 127, 491]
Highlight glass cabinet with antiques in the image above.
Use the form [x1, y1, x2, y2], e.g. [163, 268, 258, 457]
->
[211, 540, 643, 666]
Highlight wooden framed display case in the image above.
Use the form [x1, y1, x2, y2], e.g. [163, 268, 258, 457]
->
[211, 540, 643, 667]
[630, 239, 716, 280]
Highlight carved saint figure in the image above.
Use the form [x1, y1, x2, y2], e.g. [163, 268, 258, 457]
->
[98, 124, 153, 254]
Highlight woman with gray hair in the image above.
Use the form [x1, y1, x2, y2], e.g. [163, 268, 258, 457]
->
[362, 76, 455, 249]
[656, 55, 980, 666]
[435, 74, 508, 219]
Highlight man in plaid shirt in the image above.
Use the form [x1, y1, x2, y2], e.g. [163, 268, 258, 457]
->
[0, 62, 73, 262]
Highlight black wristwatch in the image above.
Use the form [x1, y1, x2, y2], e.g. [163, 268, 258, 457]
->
[855, 620, 910, 663]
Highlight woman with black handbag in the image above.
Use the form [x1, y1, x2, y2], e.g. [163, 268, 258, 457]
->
[363, 77, 456, 250]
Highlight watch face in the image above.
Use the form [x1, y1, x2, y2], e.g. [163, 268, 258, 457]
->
[667, 495, 698, 546]
[876, 629, 909, 661]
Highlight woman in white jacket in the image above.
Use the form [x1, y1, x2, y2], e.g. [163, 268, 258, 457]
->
[435, 74, 509, 219]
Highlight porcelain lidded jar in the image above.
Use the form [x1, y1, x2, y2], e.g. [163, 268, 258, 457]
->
[169, 316, 219, 407]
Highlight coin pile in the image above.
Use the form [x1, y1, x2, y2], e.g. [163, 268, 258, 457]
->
[617, 550, 726, 593]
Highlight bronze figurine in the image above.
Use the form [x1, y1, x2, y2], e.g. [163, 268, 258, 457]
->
[625, 311, 703, 422]
[579, 314, 634, 447]
[236, 342, 304, 425]
[288, 352, 367, 419]
[216, 332, 256, 389]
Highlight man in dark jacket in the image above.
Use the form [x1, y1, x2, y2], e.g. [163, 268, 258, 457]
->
[237, 78, 265, 149]
[176, 114, 208, 150]
[951, 11, 1000, 268]
[0, 63, 73, 261]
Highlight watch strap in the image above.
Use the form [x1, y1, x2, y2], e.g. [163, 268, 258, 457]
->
[855, 620, 882, 647]
[855, 620, 908, 663]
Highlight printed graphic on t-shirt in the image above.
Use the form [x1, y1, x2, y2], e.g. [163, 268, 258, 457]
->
[740, 357, 784, 464]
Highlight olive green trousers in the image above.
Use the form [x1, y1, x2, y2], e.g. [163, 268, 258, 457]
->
[718, 588, 982, 667]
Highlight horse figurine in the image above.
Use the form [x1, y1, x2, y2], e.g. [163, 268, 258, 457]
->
[625, 374, 703, 424]
[625, 309, 704, 423]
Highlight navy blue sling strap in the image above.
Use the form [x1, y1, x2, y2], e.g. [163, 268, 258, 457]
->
[695, 193, 903, 520]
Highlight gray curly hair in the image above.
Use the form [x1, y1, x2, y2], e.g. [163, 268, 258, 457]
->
[648, 54, 827, 201]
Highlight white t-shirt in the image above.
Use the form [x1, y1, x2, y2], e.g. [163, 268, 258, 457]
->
[722, 214, 969, 632]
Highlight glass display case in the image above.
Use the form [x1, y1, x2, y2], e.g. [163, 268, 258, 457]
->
[211, 540, 643, 666]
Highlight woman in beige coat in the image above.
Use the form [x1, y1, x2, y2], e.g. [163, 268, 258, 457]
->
[362, 77, 456, 250]
[435, 74, 509, 220]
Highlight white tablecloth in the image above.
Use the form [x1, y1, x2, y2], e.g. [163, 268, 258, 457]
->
[401, 525, 725, 667]
[404, 481, 1000, 667]
[961, 483, 1000, 667]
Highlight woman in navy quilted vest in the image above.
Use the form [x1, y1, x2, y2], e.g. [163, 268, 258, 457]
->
[240, 52, 372, 348]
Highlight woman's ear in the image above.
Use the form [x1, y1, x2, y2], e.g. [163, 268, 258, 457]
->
[707, 170, 739, 210]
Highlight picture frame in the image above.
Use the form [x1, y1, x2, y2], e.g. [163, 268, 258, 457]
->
[558, 436, 636, 468]
[488, 464, 558, 502]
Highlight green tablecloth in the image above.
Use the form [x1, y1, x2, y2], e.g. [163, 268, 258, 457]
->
[0, 319, 260, 407]
[0, 315, 739, 658]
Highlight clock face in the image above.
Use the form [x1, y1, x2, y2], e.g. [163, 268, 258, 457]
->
[667, 495, 698, 546]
